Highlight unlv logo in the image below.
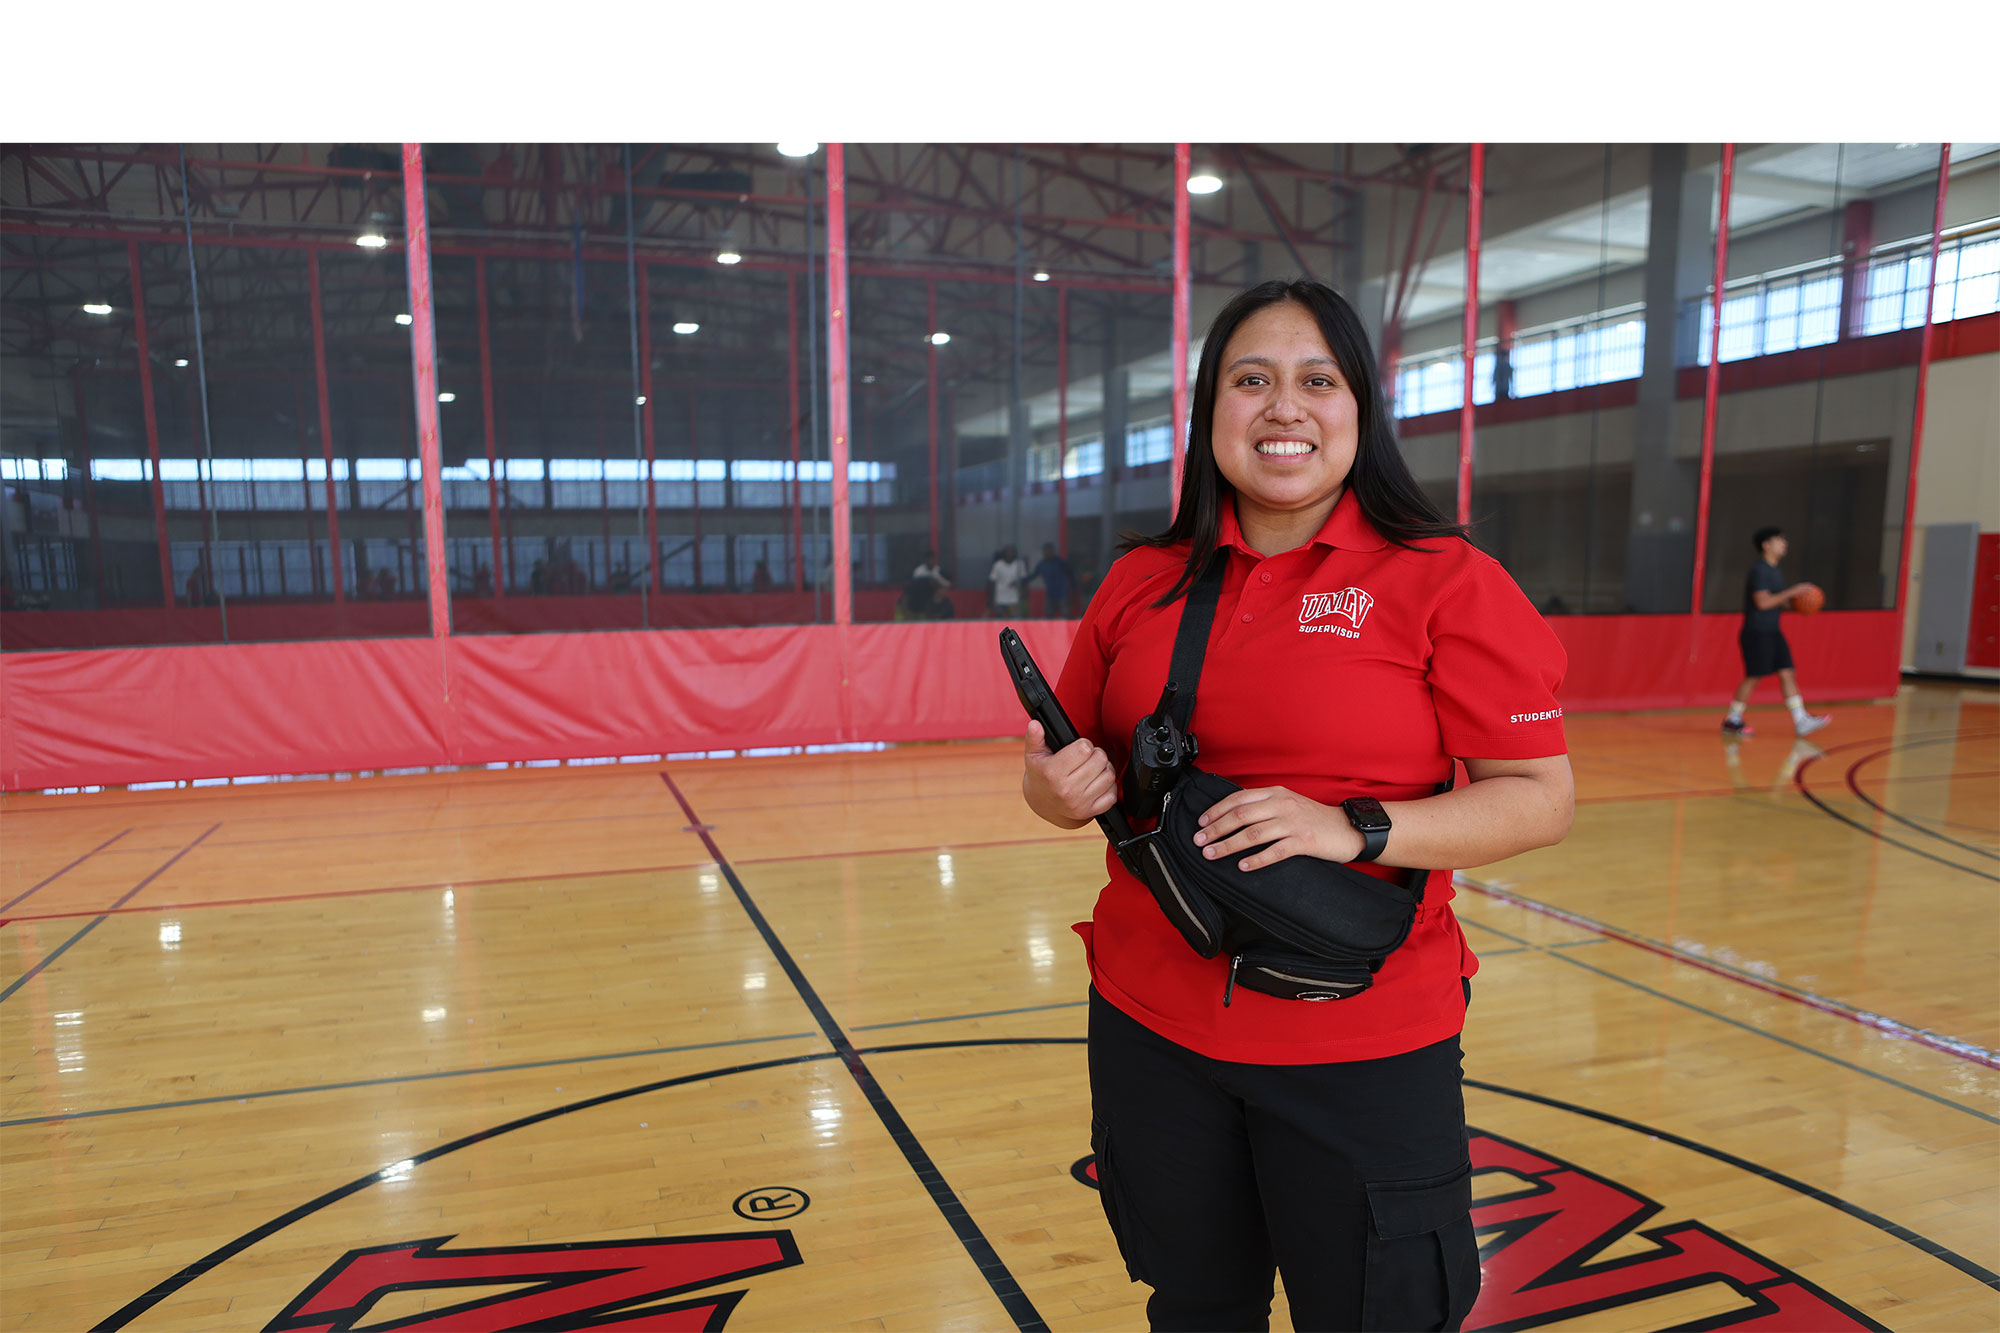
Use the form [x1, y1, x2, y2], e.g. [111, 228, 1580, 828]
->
[266, 1231, 801, 1332]
[1300, 587, 1374, 630]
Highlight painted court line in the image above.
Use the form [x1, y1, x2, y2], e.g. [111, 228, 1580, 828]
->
[1, 824, 219, 1005]
[0, 827, 133, 914]
[1459, 913, 1998, 1125]
[1457, 872, 2000, 1070]
[0, 1029, 825, 1128]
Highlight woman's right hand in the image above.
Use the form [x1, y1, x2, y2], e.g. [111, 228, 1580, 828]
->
[1021, 721, 1119, 829]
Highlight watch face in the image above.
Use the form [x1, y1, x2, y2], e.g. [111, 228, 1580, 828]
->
[1345, 798, 1391, 832]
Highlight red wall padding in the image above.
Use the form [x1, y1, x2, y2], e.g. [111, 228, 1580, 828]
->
[0, 612, 1894, 791]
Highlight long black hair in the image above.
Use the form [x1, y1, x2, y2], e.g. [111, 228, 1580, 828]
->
[1121, 279, 1465, 605]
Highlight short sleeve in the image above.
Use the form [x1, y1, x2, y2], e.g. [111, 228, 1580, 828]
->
[1427, 556, 1568, 759]
[1054, 568, 1120, 748]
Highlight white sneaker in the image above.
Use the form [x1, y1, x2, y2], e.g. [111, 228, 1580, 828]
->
[1795, 713, 1830, 737]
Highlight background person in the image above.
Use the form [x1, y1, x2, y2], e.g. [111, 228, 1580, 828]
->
[988, 544, 1030, 619]
[1032, 541, 1073, 618]
[1021, 279, 1573, 1332]
[1722, 526, 1829, 738]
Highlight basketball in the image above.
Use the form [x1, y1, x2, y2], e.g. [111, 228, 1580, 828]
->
[1793, 583, 1826, 615]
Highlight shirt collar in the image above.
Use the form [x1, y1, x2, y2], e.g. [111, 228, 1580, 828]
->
[1218, 487, 1387, 555]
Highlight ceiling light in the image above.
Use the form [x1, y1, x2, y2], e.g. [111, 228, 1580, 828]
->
[929, 331, 951, 346]
[715, 250, 742, 265]
[672, 321, 699, 335]
[635, 395, 648, 406]
[394, 313, 414, 326]
[436, 391, 456, 403]
[1032, 270, 1051, 282]
[174, 358, 190, 368]
[861, 375, 877, 384]
[776, 142, 819, 158]
[1186, 174, 1223, 195]
[82, 302, 113, 315]
[355, 233, 389, 249]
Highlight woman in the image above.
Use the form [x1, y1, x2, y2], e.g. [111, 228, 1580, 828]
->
[1021, 280, 1573, 1331]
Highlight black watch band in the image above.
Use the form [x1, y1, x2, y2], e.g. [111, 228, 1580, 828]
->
[1342, 799, 1391, 863]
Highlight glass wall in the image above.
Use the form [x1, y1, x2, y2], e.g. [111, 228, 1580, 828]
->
[846, 145, 1175, 622]
[1464, 144, 1688, 613]
[0, 145, 424, 646]
[3, 142, 1987, 648]
[1701, 144, 1945, 614]
[429, 143, 830, 633]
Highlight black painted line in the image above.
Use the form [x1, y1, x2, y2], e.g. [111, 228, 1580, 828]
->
[81, 1031, 1999, 1331]
[1459, 915, 2000, 1125]
[1794, 736, 2000, 881]
[1, 826, 133, 914]
[1457, 874, 1999, 1068]
[1463, 1079, 2000, 1292]
[852, 1000, 1087, 1031]
[1843, 737, 2000, 861]
[659, 773, 1048, 1333]
[91, 1050, 843, 1332]
[0, 1030, 824, 1129]
[0, 916, 110, 1005]
[0, 825, 219, 1006]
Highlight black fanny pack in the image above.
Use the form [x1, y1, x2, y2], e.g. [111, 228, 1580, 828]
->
[1112, 554, 1449, 1006]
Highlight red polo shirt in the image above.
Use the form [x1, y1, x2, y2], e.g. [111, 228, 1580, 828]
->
[1059, 490, 1567, 1064]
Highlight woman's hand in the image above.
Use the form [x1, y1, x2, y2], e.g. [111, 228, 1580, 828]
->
[1021, 721, 1119, 829]
[1192, 786, 1362, 871]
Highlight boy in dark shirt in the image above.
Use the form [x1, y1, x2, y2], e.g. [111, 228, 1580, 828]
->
[1723, 526, 1829, 737]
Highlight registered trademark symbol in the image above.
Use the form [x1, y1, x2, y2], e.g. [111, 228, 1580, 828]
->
[732, 1186, 811, 1221]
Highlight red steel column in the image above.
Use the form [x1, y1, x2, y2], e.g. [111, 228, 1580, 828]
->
[1691, 143, 1736, 621]
[128, 239, 175, 607]
[476, 255, 504, 598]
[307, 250, 345, 603]
[1895, 144, 1953, 628]
[788, 270, 803, 590]
[401, 143, 451, 641]
[927, 278, 940, 556]
[1170, 144, 1191, 512]
[640, 261, 660, 594]
[827, 144, 853, 631]
[1455, 143, 1484, 527]
[1056, 285, 1069, 560]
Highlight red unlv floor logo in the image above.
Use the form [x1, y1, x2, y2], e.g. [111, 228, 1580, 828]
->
[1076, 1128, 1886, 1331]
[265, 1231, 801, 1332]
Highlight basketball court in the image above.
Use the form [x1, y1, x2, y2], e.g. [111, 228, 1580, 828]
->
[3, 685, 1994, 1331]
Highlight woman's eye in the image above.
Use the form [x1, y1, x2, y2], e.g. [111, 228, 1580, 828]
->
[1237, 375, 1268, 387]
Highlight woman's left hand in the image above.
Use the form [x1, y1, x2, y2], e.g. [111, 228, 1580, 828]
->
[1192, 786, 1362, 870]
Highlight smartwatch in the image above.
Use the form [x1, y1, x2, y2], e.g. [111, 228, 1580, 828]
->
[1341, 797, 1392, 863]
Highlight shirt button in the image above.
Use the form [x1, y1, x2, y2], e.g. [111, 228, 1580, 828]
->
[1241, 613, 1253, 623]
[1260, 572, 1272, 584]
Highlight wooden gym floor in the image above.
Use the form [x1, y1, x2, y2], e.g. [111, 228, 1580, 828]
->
[2, 681, 1995, 1332]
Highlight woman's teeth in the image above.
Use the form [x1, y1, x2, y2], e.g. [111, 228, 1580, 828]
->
[1256, 441, 1314, 456]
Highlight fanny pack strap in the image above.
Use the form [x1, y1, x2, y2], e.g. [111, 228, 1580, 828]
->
[1164, 550, 1228, 736]
[1159, 545, 1451, 898]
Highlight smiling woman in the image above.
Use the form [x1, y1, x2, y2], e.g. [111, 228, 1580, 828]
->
[1020, 279, 1576, 1331]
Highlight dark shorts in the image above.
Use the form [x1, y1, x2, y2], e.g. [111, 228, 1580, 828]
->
[1739, 627, 1794, 678]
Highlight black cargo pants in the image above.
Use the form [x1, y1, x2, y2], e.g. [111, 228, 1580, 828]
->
[1087, 988, 1480, 1332]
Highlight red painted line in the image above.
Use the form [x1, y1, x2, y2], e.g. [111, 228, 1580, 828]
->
[0, 861, 715, 924]
[1456, 874, 2000, 1070]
